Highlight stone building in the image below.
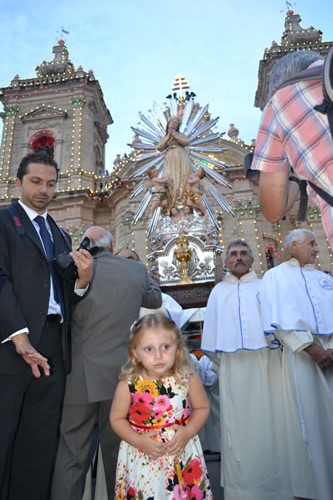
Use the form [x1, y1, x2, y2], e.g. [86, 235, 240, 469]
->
[0, 11, 332, 309]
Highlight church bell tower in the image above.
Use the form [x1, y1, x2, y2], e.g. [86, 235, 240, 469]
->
[0, 39, 113, 203]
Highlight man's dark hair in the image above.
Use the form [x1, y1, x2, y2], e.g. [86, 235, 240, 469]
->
[16, 151, 60, 181]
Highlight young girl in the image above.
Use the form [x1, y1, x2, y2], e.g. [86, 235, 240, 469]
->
[110, 313, 213, 499]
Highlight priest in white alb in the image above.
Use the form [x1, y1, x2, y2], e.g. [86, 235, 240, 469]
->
[260, 228, 333, 500]
[201, 239, 291, 500]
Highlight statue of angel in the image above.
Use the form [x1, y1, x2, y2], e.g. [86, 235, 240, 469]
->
[146, 166, 169, 217]
[185, 167, 207, 216]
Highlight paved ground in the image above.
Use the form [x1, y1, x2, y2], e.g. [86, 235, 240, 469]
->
[205, 452, 224, 498]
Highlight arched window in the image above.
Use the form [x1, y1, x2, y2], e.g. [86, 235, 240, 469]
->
[30, 130, 56, 157]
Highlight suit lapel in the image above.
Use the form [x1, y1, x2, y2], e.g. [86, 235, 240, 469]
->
[12, 202, 46, 257]
[47, 215, 72, 256]
[11, 202, 72, 259]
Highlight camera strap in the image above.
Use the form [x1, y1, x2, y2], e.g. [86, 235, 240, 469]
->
[7, 202, 72, 249]
[7, 203, 25, 234]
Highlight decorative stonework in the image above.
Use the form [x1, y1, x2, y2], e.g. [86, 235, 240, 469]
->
[36, 39, 74, 78]
[0, 18, 332, 300]
[20, 105, 68, 122]
[0, 40, 112, 181]
[282, 11, 322, 46]
[255, 11, 333, 110]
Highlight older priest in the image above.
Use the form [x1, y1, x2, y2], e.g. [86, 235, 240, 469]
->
[260, 228, 333, 500]
[201, 239, 290, 500]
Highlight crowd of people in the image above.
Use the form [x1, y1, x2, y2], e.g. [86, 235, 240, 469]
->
[0, 150, 212, 500]
[1, 46, 333, 500]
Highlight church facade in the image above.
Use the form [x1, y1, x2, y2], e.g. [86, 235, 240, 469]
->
[0, 10, 332, 303]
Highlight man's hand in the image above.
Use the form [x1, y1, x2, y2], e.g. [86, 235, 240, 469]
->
[12, 333, 50, 377]
[70, 248, 94, 289]
[304, 343, 333, 371]
[323, 348, 333, 370]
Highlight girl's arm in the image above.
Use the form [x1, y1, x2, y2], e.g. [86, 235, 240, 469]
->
[110, 380, 168, 459]
[167, 372, 210, 456]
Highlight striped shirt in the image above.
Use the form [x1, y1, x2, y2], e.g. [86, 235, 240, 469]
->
[251, 70, 333, 247]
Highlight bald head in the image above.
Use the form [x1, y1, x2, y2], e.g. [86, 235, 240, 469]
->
[81, 226, 113, 252]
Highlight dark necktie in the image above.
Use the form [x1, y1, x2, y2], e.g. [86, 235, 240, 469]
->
[35, 215, 62, 309]
[35, 215, 54, 261]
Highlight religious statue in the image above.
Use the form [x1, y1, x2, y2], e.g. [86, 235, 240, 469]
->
[185, 167, 206, 215]
[156, 115, 192, 207]
[147, 166, 169, 217]
[129, 96, 234, 234]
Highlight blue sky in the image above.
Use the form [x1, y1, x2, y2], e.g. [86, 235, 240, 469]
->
[0, 0, 332, 170]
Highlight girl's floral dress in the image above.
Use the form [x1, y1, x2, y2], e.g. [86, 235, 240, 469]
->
[114, 374, 213, 499]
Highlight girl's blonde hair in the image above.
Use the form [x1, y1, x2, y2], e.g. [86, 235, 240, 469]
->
[120, 312, 191, 380]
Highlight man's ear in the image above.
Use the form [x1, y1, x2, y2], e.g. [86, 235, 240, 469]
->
[15, 177, 22, 188]
[290, 240, 298, 255]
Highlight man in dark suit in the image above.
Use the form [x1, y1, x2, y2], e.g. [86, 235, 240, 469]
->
[0, 151, 93, 500]
[51, 226, 162, 500]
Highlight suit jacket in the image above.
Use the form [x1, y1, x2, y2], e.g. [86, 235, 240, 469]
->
[64, 251, 162, 404]
[0, 201, 74, 374]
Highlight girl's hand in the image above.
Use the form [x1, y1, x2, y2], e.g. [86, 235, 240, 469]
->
[138, 432, 168, 459]
[166, 425, 190, 456]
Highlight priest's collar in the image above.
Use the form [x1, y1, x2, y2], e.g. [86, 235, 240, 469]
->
[224, 270, 258, 283]
[288, 257, 315, 270]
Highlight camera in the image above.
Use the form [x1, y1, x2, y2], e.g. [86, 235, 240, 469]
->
[55, 236, 99, 280]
